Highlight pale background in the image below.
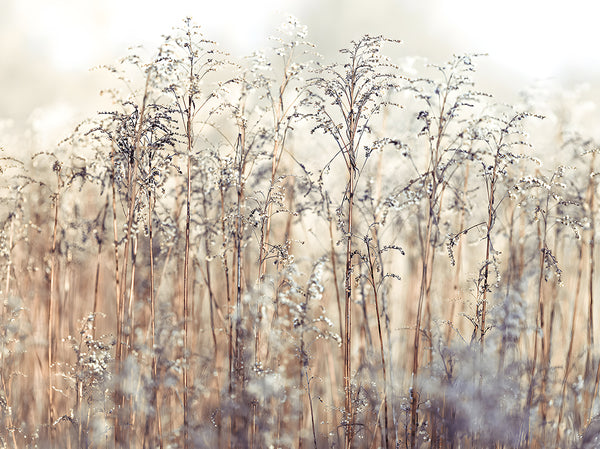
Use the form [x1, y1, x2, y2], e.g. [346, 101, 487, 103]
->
[2, 0, 599, 146]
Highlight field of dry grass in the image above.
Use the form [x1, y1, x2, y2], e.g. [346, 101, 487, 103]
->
[1, 17, 600, 449]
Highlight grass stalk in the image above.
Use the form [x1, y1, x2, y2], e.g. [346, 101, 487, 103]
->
[555, 238, 585, 443]
[365, 235, 389, 449]
[182, 78, 192, 449]
[48, 161, 62, 443]
[114, 65, 152, 448]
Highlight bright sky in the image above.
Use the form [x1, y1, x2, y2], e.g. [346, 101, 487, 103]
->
[6, 0, 599, 75]
[7, 0, 313, 71]
[1, 0, 599, 134]
[434, 0, 600, 80]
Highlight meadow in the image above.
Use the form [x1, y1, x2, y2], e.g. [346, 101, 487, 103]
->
[1, 16, 600, 448]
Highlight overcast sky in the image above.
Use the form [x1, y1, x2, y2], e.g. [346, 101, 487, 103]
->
[2, 0, 599, 144]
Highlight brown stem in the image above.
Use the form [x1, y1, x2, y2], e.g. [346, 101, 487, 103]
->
[556, 240, 584, 444]
[447, 163, 469, 344]
[366, 236, 389, 449]
[182, 88, 193, 449]
[115, 67, 151, 449]
[585, 153, 597, 425]
[327, 201, 344, 349]
[344, 165, 355, 449]
[48, 163, 62, 443]
[92, 199, 108, 340]
[410, 213, 433, 449]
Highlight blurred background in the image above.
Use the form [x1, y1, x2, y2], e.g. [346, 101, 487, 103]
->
[2, 0, 599, 148]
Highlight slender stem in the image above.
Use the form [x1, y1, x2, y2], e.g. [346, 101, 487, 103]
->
[344, 164, 355, 449]
[555, 239, 584, 441]
[410, 212, 433, 449]
[48, 164, 62, 443]
[92, 199, 108, 340]
[327, 200, 343, 349]
[182, 87, 193, 449]
[586, 153, 597, 424]
[115, 65, 152, 449]
[367, 237, 389, 449]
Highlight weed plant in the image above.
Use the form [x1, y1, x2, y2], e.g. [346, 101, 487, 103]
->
[1, 15, 600, 449]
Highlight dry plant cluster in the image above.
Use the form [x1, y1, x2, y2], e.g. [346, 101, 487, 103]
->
[1, 16, 600, 449]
